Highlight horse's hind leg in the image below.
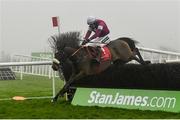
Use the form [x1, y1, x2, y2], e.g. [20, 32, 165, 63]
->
[134, 48, 151, 64]
[129, 55, 146, 65]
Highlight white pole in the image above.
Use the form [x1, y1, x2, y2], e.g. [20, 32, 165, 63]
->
[48, 65, 51, 79]
[0, 0, 2, 62]
[57, 16, 61, 37]
[20, 66, 23, 80]
[52, 16, 65, 99]
[52, 16, 67, 99]
[52, 70, 56, 97]
[56, 16, 67, 100]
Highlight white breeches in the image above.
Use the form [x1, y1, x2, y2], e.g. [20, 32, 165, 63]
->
[85, 35, 110, 47]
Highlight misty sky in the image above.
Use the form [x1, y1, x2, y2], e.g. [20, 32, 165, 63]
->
[0, 0, 180, 56]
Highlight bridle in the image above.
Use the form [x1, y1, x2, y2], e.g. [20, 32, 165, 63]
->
[52, 45, 92, 66]
[52, 46, 84, 65]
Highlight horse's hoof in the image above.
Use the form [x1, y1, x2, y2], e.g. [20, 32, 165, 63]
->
[145, 61, 151, 64]
[59, 94, 64, 98]
[51, 98, 57, 103]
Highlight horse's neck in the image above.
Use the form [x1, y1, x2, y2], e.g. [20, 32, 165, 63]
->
[64, 47, 77, 56]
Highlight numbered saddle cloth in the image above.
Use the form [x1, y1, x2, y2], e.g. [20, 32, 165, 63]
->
[100, 46, 112, 62]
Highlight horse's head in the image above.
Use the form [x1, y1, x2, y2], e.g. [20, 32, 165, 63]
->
[52, 51, 64, 71]
[50, 31, 85, 80]
[52, 46, 77, 70]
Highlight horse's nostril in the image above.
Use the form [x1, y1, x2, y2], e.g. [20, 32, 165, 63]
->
[52, 65, 57, 71]
[52, 65, 58, 71]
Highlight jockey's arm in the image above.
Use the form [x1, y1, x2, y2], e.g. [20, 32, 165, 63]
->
[82, 27, 92, 45]
[84, 30, 92, 40]
[84, 26, 92, 40]
[89, 25, 103, 40]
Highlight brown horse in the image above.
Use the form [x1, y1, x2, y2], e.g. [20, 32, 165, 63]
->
[50, 31, 150, 102]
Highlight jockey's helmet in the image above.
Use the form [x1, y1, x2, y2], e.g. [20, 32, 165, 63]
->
[87, 16, 96, 25]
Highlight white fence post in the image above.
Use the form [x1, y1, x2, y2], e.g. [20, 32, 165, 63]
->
[52, 70, 56, 97]
[20, 66, 23, 80]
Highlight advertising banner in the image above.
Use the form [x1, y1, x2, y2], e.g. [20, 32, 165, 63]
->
[31, 52, 53, 59]
[72, 88, 180, 113]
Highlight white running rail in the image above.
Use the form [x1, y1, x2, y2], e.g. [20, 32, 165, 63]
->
[10, 55, 53, 77]
[0, 61, 56, 98]
[138, 47, 180, 63]
[6, 47, 180, 77]
[0, 47, 179, 100]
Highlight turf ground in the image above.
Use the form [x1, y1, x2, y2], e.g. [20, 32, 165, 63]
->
[0, 74, 62, 98]
[0, 74, 180, 119]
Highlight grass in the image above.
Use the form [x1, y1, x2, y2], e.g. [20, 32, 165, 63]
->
[0, 74, 180, 119]
[0, 74, 62, 98]
[0, 99, 180, 119]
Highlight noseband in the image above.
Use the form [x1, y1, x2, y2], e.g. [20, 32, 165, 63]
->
[53, 58, 60, 64]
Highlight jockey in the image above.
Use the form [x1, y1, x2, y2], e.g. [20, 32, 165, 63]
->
[82, 16, 110, 46]
[82, 16, 110, 64]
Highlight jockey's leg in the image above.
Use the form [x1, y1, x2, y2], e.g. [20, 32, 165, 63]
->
[94, 35, 110, 63]
[85, 39, 97, 47]
[99, 35, 110, 44]
[85, 39, 101, 64]
[86, 36, 110, 64]
[93, 46, 101, 64]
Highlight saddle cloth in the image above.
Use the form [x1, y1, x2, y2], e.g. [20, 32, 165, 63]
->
[100, 46, 112, 62]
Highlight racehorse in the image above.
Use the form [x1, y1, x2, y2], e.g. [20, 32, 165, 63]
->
[49, 31, 150, 102]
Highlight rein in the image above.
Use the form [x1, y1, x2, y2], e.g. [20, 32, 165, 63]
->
[53, 45, 91, 65]
[70, 46, 85, 57]
[70, 45, 92, 58]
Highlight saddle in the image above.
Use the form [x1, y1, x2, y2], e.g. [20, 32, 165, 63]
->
[87, 46, 100, 58]
[84, 46, 112, 62]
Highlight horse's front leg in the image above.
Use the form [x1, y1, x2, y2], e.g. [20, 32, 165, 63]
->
[51, 77, 74, 102]
[52, 71, 84, 102]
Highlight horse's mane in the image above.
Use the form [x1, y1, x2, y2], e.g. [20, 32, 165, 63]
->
[49, 31, 82, 53]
